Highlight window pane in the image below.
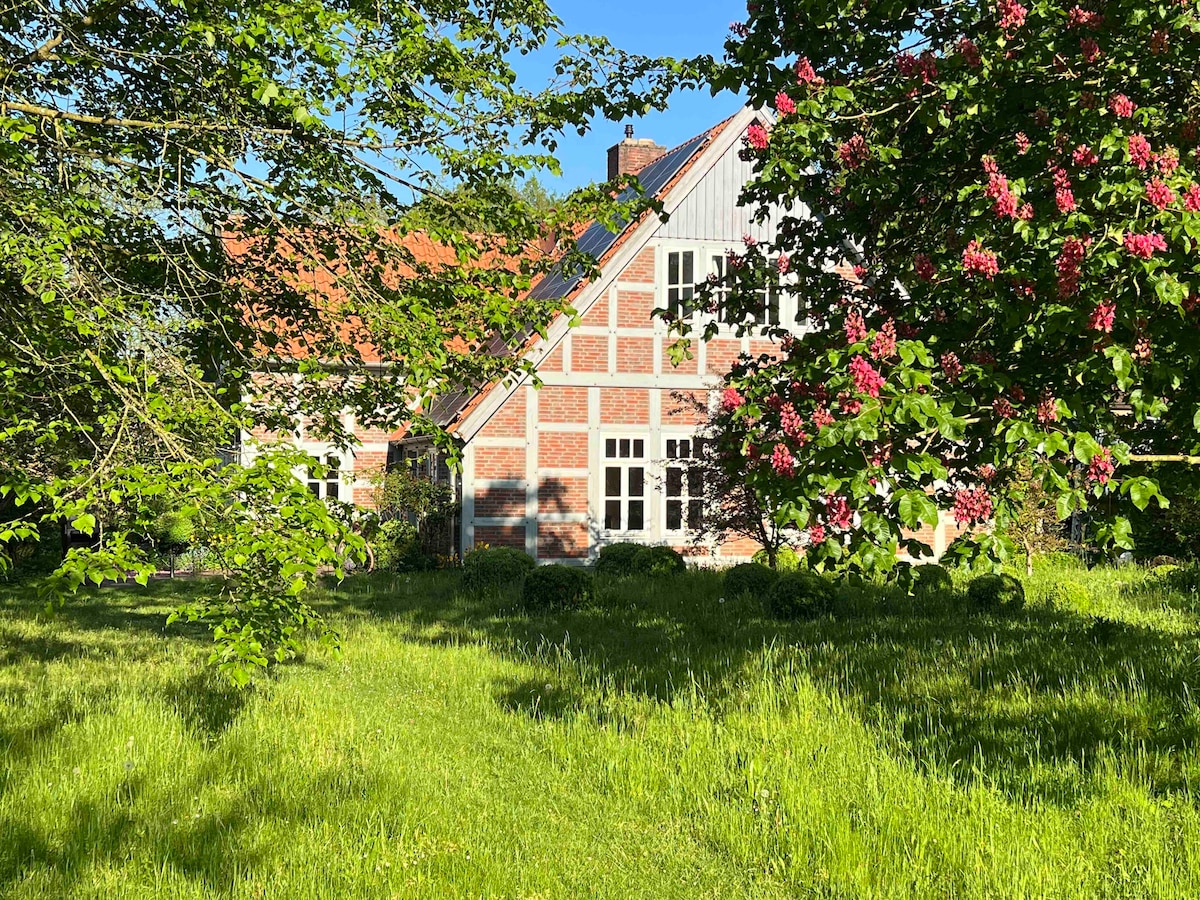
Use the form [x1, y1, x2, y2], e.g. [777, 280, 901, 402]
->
[633, 439, 644, 458]
[666, 439, 677, 458]
[666, 500, 682, 531]
[687, 469, 704, 497]
[688, 500, 704, 530]
[326, 481, 340, 501]
[605, 500, 622, 530]
[682, 251, 693, 283]
[712, 254, 725, 276]
[668, 252, 679, 285]
[605, 467, 621, 497]
[619, 439, 630, 458]
[628, 466, 644, 497]
[679, 439, 691, 459]
[307, 482, 320, 497]
[326, 455, 339, 472]
[605, 438, 616, 457]
[628, 501, 644, 531]
[769, 287, 781, 326]
[666, 467, 682, 497]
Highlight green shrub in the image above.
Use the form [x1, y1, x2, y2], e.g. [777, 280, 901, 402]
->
[593, 542, 644, 577]
[751, 546, 800, 571]
[631, 545, 686, 577]
[522, 565, 593, 610]
[151, 508, 196, 552]
[912, 564, 954, 596]
[374, 520, 436, 572]
[461, 546, 535, 596]
[724, 562, 778, 600]
[1164, 565, 1200, 594]
[967, 573, 1026, 611]
[767, 572, 834, 619]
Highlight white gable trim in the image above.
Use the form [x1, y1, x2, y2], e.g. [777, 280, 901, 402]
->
[456, 105, 765, 443]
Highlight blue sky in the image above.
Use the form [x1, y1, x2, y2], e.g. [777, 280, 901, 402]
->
[523, 0, 745, 190]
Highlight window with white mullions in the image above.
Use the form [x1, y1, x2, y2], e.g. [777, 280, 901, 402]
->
[664, 437, 705, 532]
[307, 454, 342, 501]
[603, 437, 647, 532]
[666, 250, 695, 319]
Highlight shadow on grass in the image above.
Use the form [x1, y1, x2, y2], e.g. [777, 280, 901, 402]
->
[323, 569, 1200, 804]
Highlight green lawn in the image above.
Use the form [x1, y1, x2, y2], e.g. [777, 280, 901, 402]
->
[3, 563, 1200, 898]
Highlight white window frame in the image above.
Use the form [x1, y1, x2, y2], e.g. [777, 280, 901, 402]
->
[658, 241, 805, 337]
[599, 433, 651, 536]
[304, 451, 345, 502]
[662, 434, 706, 537]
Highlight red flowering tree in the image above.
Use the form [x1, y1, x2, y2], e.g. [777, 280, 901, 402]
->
[682, 0, 1199, 575]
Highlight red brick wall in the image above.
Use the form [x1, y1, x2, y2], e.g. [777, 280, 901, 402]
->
[474, 447, 525, 480]
[538, 522, 589, 559]
[475, 525, 526, 549]
[600, 389, 650, 425]
[662, 341, 700, 374]
[617, 289, 656, 327]
[705, 339, 742, 376]
[624, 247, 656, 282]
[571, 335, 609, 373]
[582, 295, 609, 326]
[663, 390, 709, 425]
[479, 391, 525, 438]
[538, 476, 587, 514]
[538, 432, 587, 469]
[542, 345, 564, 372]
[615, 336, 654, 373]
[475, 487, 525, 518]
[540, 386, 588, 423]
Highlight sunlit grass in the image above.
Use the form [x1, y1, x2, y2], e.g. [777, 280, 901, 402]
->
[3, 563, 1200, 897]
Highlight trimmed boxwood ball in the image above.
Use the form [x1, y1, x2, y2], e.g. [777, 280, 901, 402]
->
[593, 542, 644, 577]
[767, 572, 834, 619]
[461, 546, 536, 596]
[967, 573, 1026, 610]
[522, 565, 592, 610]
[723, 562, 778, 600]
[631, 545, 686, 577]
[912, 564, 954, 596]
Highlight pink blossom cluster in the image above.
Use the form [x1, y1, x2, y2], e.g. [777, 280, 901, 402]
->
[849, 355, 886, 397]
[1056, 236, 1090, 297]
[795, 57, 824, 86]
[839, 393, 863, 415]
[721, 387, 745, 412]
[1146, 178, 1175, 210]
[986, 170, 1019, 218]
[996, 0, 1027, 33]
[870, 318, 897, 359]
[994, 396, 1016, 419]
[845, 309, 867, 344]
[953, 487, 993, 524]
[729, 21, 749, 37]
[771, 443, 795, 477]
[824, 494, 853, 530]
[745, 123, 770, 151]
[1124, 232, 1167, 258]
[806, 524, 827, 545]
[1015, 132, 1031, 155]
[896, 51, 938, 83]
[1088, 447, 1115, 484]
[941, 352, 964, 381]
[1150, 29, 1169, 54]
[958, 38, 982, 68]
[1080, 38, 1101, 62]
[1036, 393, 1059, 423]
[1088, 298, 1116, 333]
[812, 404, 835, 429]
[774, 91, 796, 117]
[1185, 184, 1200, 212]
[1067, 5, 1101, 27]
[1128, 134, 1154, 169]
[978, 464, 998, 482]
[915, 253, 936, 281]
[776, 253, 791, 274]
[838, 134, 870, 169]
[1073, 144, 1098, 166]
[781, 404, 808, 442]
[962, 240, 1000, 278]
[1109, 94, 1136, 118]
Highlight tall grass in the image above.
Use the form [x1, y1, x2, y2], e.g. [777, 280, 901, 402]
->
[2, 562, 1199, 897]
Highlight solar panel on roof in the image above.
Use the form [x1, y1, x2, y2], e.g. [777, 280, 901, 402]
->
[527, 129, 712, 301]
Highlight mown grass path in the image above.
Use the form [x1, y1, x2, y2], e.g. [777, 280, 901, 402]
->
[2, 564, 1199, 898]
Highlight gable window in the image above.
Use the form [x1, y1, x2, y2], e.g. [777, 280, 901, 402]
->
[664, 438, 705, 532]
[307, 455, 342, 501]
[666, 250, 695, 319]
[603, 437, 647, 531]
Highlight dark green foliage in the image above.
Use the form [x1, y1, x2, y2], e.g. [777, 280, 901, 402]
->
[723, 562, 778, 601]
[593, 542, 645, 577]
[767, 572, 834, 620]
[150, 509, 197, 553]
[752, 546, 800, 571]
[912, 564, 953, 596]
[461, 547, 536, 596]
[631, 545, 686, 577]
[522, 565, 592, 611]
[967, 574, 1026, 611]
[374, 520, 436, 573]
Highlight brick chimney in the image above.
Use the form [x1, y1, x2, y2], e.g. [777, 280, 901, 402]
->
[607, 125, 667, 180]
